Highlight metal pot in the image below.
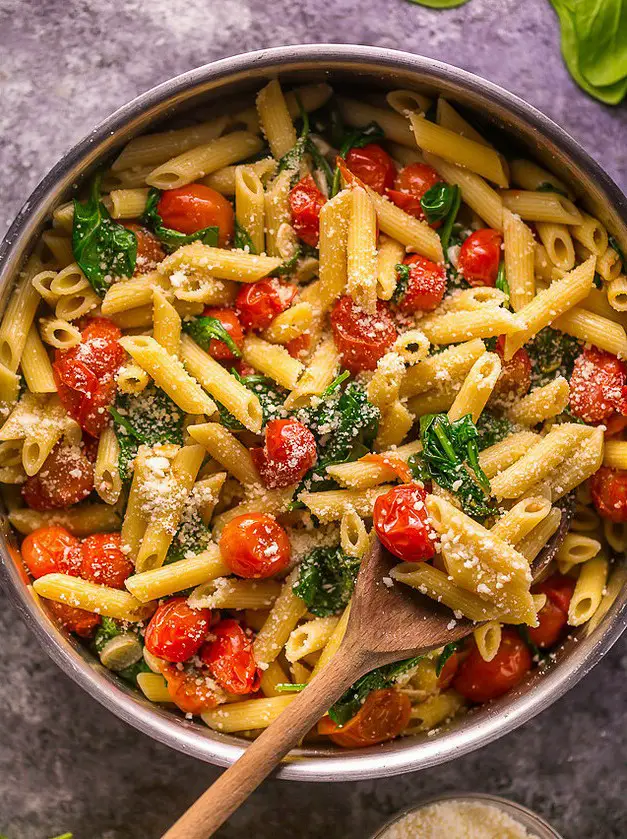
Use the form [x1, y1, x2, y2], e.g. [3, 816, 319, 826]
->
[1, 45, 625, 781]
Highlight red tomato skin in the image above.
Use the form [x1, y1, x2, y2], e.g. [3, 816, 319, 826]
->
[289, 174, 326, 247]
[397, 255, 447, 314]
[569, 346, 627, 423]
[157, 184, 234, 246]
[373, 483, 437, 562]
[590, 467, 627, 522]
[453, 629, 532, 703]
[490, 335, 532, 407]
[458, 229, 503, 287]
[47, 600, 101, 638]
[387, 163, 442, 220]
[122, 223, 165, 272]
[144, 598, 212, 663]
[528, 599, 568, 649]
[200, 619, 261, 695]
[344, 144, 396, 194]
[159, 662, 222, 715]
[437, 651, 461, 690]
[21, 525, 82, 579]
[201, 306, 244, 361]
[252, 419, 317, 489]
[330, 296, 397, 374]
[219, 513, 291, 579]
[286, 331, 312, 359]
[22, 444, 94, 511]
[236, 279, 297, 331]
[318, 688, 411, 748]
[534, 572, 576, 615]
[80, 533, 134, 590]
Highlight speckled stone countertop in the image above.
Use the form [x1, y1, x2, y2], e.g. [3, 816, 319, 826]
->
[0, 1, 625, 837]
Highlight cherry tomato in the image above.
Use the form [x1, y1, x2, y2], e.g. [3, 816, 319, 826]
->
[457, 229, 503, 287]
[590, 466, 627, 522]
[396, 254, 446, 314]
[20, 525, 82, 579]
[535, 572, 577, 615]
[569, 346, 627, 423]
[157, 184, 234, 247]
[453, 629, 532, 703]
[490, 335, 532, 407]
[200, 618, 261, 695]
[344, 144, 396, 194]
[22, 443, 94, 511]
[80, 533, 134, 590]
[604, 413, 627, 437]
[318, 688, 411, 748]
[251, 419, 317, 489]
[219, 513, 291, 579]
[144, 597, 212, 663]
[373, 483, 437, 562]
[159, 662, 222, 715]
[437, 651, 461, 690]
[330, 296, 397, 374]
[386, 163, 443, 221]
[47, 600, 101, 638]
[53, 316, 124, 437]
[200, 306, 244, 361]
[289, 174, 326, 247]
[236, 279, 297, 331]
[286, 331, 312, 359]
[122, 223, 165, 272]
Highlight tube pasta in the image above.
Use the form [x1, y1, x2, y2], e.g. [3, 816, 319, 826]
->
[241, 335, 304, 390]
[262, 302, 313, 344]
[256, 80, 297, 160]
[0, 256, 42, 371]
[235, 165, 265, 254]
[510, 159, 572, 198]
[556, 533, 601, 572]
[400, 339, 485, 399]
[603, 440, 627, 470]
[473, 621, 502, 663]
[189, 577, 281, 611]
[336, 97, 416, 147]
[491, 496, 551, 544]
[570, 213, 608, 256]
[436, 98, 490, 146]
[423, 152, 503, 230]
[447, 351, 501, 423]
[501, 191, 582, 225]
[607, 275, 627, 312]
[152, 288, 181, 356]
[203, 157, 277, 196]
[187, 422, 260, 485]
[340, 510, 370, 558]
[347, 186, 378, 314]
[299, 485, 395, 524]
[21, 326, 56, 393]
[158, 242, 282, 284]
[420, 308, 518, 345]
[253, 569, 308, 665]
[116, 362, 151, 394]
[503, 208, 535, 312]
[327, 440, 422, 490]
[202, 695, 296, 733]
[112, 117, 228, 172]
[393, 329, 430, 364]
[552, 306, 627, 359]
[507, 377, 570, 426]
[94, 426, 122, 506]
[283, 335, 339, 410]
[376, 235, 406, 301]
[285, 616, 340, 663]
[568, 554, 609, 627]
[137, 673, 171, 704]
[535, 222, 575, 272]
[33, 573, 154, 622]
[125, 546, 228, 602]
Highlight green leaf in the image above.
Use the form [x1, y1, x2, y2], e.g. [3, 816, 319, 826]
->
[142, 188, 219, 251]
[392, 262, 411, 304]
[183, 316, 242, 359]
[331, 121, 385, 196]
[475, 411, 515, 450]
[421, 183, 462, 255]
[495, 261, 510, 305]
[306, 139, 334, 192]
[118, 657, 151, 687]
[275, 683, 307, 693]
[435, 640, 464, 676]
[94, 616, 124, 654]
[293, 546, 361, 617]
[536, 182, 569, 198]
[329, 657, 422, 727]
[234, 220, 256, 254]
[72, 174, 137, 296]
[404, 0, 470, 6]
[572, 0, 627, 88]
[526, 326, 582, 387]
[319, 369, 350, 398]
[217, 371, 288, 430]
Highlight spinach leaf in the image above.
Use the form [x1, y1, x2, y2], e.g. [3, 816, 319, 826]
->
[217, 371, 288, 431]
[495, 261, 510, 305]
[183, 316, 242, 358]
[293, 545, 360, 617]
[110, 385, 184, 482]
[572, 0, 627, 88]
[392, 263, 411, 304]
[435, 640, 464, 676]
[526, 326, 582, 387]
[234, 220, 256, 254]
[72, 174, 137, 296]
[118, 657, 152, 687]
[609, 234, 626, 272]
[331, 121, 385, 196]
[94, 616, 124, 654]
[421, 183, 461, 254]
[419, 412, 494, 519]
[475, 411, 515, 450]
[329, 657, 422, 727]
[142, 188, 219, 251]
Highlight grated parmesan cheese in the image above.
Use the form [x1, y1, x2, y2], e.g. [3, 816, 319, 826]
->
[378, 800, 541, 839]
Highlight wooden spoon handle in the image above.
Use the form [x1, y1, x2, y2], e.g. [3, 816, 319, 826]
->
[162, 647, 367, 839]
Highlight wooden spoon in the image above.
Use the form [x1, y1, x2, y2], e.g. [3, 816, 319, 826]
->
[162, 497, 574, 839]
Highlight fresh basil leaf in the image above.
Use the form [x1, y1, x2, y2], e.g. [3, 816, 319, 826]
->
[142, 187, 219, 251]
[293, 546, 360, 617]
[495, 261, 510, 305]
[183, 316, 242, 358]
[72, 174, 137, 296]
[331, 121, 385, 196]
[234, 220, 256, 254]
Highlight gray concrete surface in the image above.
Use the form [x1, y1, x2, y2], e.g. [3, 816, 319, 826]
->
[0, 0, 625, 836]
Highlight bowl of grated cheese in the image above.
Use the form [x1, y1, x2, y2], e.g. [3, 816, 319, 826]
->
[373, 793, 563, 839]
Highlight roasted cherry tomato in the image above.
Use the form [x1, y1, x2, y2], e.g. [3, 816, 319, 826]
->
[453, 629, 532, 703]
[159, 662, 222, 715]
[344, 144, 396, 194]
[53, 316, 124, 438]
[318, 688, 411, 748]
[200, 306, 244, 361]
[373, 483, 437, 562]
[395, 254, 446, 314]
[219, 513, 291, 579]
[122, 223, 165, 272]
[569, 346, 627, 423]
[80, 532, 134, 590]
[330, 295, 397, 374]
[490, 335, 532, 407]
[604, 413, 627, 437]
[200, 618, 261, 695]
[286, 331, 312, 359]
[457, 229, 503, 287]
[236, 278, 298, 331]
[289, 174, 326, 247]
[590, 466, 627, 522]
[157, 184, 234, 247]
[437, 651, 461, 690]
[20, 525, 82, 579]
[528, 573, 575, 649]
[144, 597, 212, 663]
[47, 600, 101, 638]
[22, 443, 94, 511]
[386, 163, 443, 221]
[251, 419, 317, 489]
